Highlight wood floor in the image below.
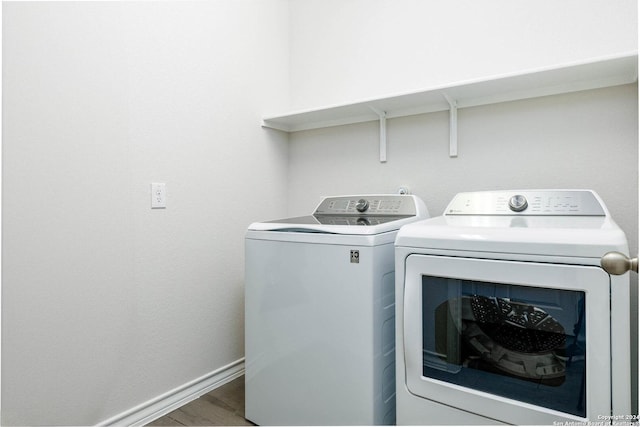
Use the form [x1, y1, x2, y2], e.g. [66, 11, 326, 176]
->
[146, 376, 254, 426]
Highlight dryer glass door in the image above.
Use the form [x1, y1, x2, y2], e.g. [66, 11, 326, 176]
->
[403, 255, 611, 424]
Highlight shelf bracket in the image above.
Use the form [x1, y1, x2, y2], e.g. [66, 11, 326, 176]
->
[443, 93, 458, 158]
[369, 106, 387, 163]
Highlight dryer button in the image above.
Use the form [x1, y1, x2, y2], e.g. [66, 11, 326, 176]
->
[508, 195, 528, 212]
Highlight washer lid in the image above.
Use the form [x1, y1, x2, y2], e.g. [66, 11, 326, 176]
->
[248, 194, 429, 235]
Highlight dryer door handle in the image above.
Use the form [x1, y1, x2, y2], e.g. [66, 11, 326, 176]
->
[601, 251, 638, 275]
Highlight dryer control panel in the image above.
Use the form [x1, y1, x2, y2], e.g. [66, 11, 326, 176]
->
[445, 190, 606, 216]
[314, 195, 417, 216]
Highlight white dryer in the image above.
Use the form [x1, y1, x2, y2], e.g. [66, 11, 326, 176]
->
[395, 190, 635, 425]
[245, 194, 429, 426]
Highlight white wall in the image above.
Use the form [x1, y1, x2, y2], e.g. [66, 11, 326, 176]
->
[287, 0, 638, 251]
[2, 1, 289, 425]
[289, 0, 637, 110]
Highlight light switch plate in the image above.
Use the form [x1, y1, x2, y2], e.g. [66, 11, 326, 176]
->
[151, 183, 166, 209]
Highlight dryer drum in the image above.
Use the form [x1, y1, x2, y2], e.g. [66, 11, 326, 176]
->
[470, 296, 567, 353]
[435, 296, 567, 386]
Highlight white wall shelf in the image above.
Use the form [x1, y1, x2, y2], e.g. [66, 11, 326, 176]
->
[262, 52, 638, 162]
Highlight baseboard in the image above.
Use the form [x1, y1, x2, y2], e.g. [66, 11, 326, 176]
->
[97, 358, 245, 427]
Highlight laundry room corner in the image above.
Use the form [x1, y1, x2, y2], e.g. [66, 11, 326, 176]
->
[1, 0, 638, 425]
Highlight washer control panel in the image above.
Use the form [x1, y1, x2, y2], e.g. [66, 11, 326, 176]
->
[446, 190, 606, 216]
[315, 195, 416, 216]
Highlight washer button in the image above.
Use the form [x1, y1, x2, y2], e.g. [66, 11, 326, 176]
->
[356, 199, 369, 212]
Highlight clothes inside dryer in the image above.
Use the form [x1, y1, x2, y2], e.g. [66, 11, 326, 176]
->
[422, 276, 586, 417]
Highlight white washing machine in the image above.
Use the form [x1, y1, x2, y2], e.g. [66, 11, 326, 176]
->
[395, 190, 636, 425]
[245, 194, 429, 426]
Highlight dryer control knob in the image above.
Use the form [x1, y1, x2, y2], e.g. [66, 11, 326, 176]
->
[508, 195, 528, 212]
[355, 199, 369, 212]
